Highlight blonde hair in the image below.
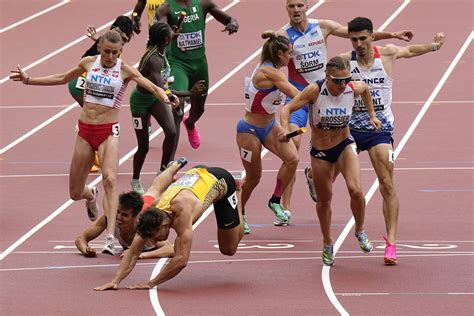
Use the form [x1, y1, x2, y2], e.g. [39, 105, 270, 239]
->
[99, 29, 123, 45]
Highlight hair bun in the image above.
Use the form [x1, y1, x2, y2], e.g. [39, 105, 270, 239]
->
[261, 31, 276, 39]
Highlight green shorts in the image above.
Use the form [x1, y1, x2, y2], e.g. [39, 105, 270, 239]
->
[129, 87, 159, 115]
[168, 55, 209, 95]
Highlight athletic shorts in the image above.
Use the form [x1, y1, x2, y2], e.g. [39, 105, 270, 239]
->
[350, 129, 394, 151]
[310, 136, 355, 164]
[130, 87, 159, 115]
[236, 118, 276, 143]
[285, 82, 308, 128]
[168, 54, 209, 95]
[76, 120, 120, 151]
[197, 166, 240, 230]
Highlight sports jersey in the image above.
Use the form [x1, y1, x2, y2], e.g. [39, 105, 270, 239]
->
[309, 80, 355, 130]
[84, 56, 128, 109]
[244, 63, 283, 114]
[167, 0, 206, 60]
[284, 19, 328, 89]
[154, 167, 226, 214]
[349, 46, 394, 132]
[146, 0, 165, 27]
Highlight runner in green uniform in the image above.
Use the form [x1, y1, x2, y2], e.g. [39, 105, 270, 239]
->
[129, 23, 205, 194]
[156, 0, 239, 149]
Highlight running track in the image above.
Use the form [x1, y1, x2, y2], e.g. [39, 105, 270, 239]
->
[0, 0, 472, 315]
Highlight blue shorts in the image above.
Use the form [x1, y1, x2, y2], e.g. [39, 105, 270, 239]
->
[350, 130, 393, 151]
[310, 136, 355, 164]
[236, 118, 275, 144]
[285, 97, 309, 128]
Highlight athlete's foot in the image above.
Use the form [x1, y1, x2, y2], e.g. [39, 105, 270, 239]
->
[183, 116, 201, 149]
[75, 236, 97, 257]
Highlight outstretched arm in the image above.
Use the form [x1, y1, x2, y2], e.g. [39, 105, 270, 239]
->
[94, 235, 147, 291]
[280, 84, 319, 133]
[372, 30, 413, 42]
[394, 32, 445, 59]
[10, 57, 90, 86]
[204, 0, 239, 35]
[128, 208, 194, 289]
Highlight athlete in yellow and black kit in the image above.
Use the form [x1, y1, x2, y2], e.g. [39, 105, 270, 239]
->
[94, 158, 244, 291]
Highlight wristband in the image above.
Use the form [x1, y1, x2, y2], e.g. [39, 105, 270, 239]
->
[431, 42, 439, 51]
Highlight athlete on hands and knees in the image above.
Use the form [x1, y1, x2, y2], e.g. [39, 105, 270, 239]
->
[277, 0, 413, 214]
[237, 31, 300, 234]
[10, 29, 177, 255]
[129, 22, 205, 194]
[280, 56, 382, 266]
[75, 191, 174, 259]
[94, 158, 244, 290]
[338, 17, 445, 265]
[156, 0, 239, 149]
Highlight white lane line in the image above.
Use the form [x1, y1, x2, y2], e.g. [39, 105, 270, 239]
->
[321, 1, 412, 315]
[3, 100, 474, 109]
[148, 2, 328, 314]
[2, 252, 473, 272]
[0, 10, 133, 85]
[323, 30, 474, 316]
[1, 166, 473, 179]
[336, 292, 474, 296]
[0, 0, 70, 33]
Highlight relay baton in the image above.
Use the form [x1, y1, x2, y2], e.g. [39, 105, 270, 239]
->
[286, 127, 306, 140]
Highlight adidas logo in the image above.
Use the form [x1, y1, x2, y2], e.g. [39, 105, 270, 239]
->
[313, 151, 326, 158]
[320, 89, 328, 96]
[351, 67, 361, 74]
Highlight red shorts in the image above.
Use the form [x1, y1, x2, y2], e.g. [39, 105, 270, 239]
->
[77, 120, 120, 151]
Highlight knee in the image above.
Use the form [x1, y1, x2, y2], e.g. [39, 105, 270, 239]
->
[379, 177, 396, 197]
[243, 173, 261, 189]
[219, 245, 237, 256]
[102, 173, 117, 191]
[164, 125, 178, 140]
[348, 186, 364, 201]
[137, 142, 149, 155]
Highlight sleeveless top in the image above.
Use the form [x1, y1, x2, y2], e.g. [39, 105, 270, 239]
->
[309, 80, 355, 130]
[349, 46, 394, 132]
[84, 55, 128, 109]
[284, 19, 328, 89]
[166, 0, 206, 60]
[244, 63, 283, 114]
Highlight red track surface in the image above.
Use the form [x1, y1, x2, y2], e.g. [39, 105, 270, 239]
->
[0, 0, 472, 315]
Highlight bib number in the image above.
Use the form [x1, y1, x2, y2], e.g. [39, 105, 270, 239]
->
[177, 31, 203, 50]
[112, 123, 120, 137]
[75, 76, 86, 90]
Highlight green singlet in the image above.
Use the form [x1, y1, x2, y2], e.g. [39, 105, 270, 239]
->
[167, 0, 206, 60]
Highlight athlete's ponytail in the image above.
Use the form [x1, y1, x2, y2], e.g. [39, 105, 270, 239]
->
[260, 30, 291, 67]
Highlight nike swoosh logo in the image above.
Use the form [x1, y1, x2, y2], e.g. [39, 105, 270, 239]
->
[224, 222, 234, 227]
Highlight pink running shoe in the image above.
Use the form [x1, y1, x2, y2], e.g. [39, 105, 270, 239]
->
[183, 116, 201, 149]
[383, 236, 397, 265]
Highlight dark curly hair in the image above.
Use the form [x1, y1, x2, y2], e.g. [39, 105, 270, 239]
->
[119, 191, 143, 217]
[136, 208, 166, 239]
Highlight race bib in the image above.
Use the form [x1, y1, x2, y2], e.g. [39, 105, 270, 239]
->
[295, 51, 324, 73]
[172, 174, 199, 187]
[111, 123, 120, 137]
[177, 31, 203, 50]
[75, 76, 86, 90]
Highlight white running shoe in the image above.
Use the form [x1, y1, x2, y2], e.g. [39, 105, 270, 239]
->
[102, 235, 115, 256]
